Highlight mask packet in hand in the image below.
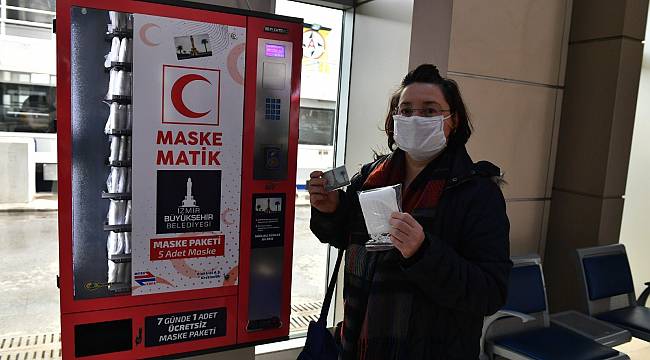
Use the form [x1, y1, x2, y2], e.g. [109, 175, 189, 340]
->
[358, 184, 402, 251]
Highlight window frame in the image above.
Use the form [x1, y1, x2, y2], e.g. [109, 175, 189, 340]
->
[261, 0, 354, 352]
[328, 3, 354, 331]
[0, 0, 55, 36]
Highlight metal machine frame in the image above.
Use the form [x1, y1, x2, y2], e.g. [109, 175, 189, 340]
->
[56, 1, 302, 358]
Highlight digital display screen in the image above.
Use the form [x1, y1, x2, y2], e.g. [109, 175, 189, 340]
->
[265, 44, 286, 58]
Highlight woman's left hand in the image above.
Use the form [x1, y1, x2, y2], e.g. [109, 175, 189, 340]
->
[389, 212, 425, 259]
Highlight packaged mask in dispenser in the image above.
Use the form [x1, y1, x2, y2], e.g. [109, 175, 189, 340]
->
[107, 167, 118, 193]
[107, 200, 118, 225]
[105, 37, 120, 68]
[118, 135, 130, 162]
[107, 231, 124, 256]
[104, 103, 117, 133]
[118, 233, 127, 255]
[125, 168, 132, 193]
[109, 11, 128, 32]
[126, 105, 133, 130]
[121, 262, 131, 285]
[358, 184, 402, 251]
[108, 200, 127, 225]
[107, 232, 118, 256]
[109, 136, 121, 163]
[118, 38, 132, 63]
[125, 200, 132, 225]
[108, 260, 118, 283]
[116, 263, 125, 284]
[125, 72, 132, 96]
[105, 103, 127, 133]
[109, 11, 119, 31]
[126, 14, 134, 31]
[124, 232, 132, 254]
[115, 262, 130, 284]
[114, 70, 131, 97]
[115, 167, 127, 193]
[126, 137, 132, 160]
[107, 68, 119, 99]
[108, 11, 119, 32]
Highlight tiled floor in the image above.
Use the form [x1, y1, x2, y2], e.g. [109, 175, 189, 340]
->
[0, 212, 60, 337]
[0, 333, 61, 360]
[614, 337, 650, 359]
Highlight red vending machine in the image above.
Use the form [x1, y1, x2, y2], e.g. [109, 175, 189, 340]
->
[56, 0, 301, 358]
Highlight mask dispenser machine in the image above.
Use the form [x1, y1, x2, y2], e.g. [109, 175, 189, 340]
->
[56, 0, 301, 358]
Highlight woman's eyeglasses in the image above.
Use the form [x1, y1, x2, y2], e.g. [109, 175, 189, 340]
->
[395, 106, 451, 117]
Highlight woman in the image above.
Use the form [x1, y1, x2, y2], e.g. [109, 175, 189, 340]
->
[307, 64, 511, 359]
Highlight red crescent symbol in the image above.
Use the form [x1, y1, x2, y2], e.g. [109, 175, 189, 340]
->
[139, 23, 160, 47]
[171, 74, 211, 118]
[224, 266, 238, 286]
[170, 259, 201, 278]
[221, 208, 236, 225]
[227, 43, 245, 85]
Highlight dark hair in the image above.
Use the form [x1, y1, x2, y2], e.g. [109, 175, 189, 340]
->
[384, 64, 473, 150]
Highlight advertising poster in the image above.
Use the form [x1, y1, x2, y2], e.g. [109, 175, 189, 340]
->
[301, 25, 337, 101]
[132, 14, 246, 295]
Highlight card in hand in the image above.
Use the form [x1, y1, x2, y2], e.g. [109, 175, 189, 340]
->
[323, 165, 350, 192]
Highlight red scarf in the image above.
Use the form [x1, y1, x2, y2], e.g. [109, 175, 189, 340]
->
[362, 152, 446, 212]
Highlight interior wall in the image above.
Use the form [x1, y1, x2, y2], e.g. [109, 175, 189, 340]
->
[619, 4, 650, 297]
[408, 0, 452, 75]
[544, 0, 648, 312]
[444, 0, 573, 257]
[344, 0, 414, 172]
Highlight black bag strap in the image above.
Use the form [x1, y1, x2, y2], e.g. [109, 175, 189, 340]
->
[314, 157, 383, 322]
[319, 248, 344, 321]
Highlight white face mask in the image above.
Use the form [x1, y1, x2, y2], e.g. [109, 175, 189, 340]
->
[393, 114, 450, 161]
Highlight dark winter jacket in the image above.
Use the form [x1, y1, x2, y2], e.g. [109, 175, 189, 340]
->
[310, 145, 511, 359]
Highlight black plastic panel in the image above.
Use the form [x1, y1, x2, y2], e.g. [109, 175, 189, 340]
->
[74, 319, 132, 357]
[248, 247, 284, 327]
[70, 7, 113, 299]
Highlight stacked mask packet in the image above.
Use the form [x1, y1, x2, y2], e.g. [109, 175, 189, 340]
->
[358, 184, 402, 251]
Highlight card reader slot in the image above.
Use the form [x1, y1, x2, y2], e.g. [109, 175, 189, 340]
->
[246, 317, 282, 332]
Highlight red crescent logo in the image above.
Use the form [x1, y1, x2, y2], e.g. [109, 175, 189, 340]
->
[139, 23, 161, 47]
[220, 208, 236, 225]
[227, 43, 245, 85]
[171, 74, 211, 118]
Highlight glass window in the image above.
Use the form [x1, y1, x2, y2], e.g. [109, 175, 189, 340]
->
[299, 107, 335, 146]
[7, 9, 54, 24]
[7, 0, 56, 12]
[275, 0, 344, 338]
[0, 82, 56, 133]
[11, 72, 30, 83]
[3, 0, 55, 38]
[5, 23, 53, 39]
[31, 73, 51, 85]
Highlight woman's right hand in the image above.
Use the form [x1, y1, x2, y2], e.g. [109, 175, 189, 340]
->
[307, 171, 340, 213]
